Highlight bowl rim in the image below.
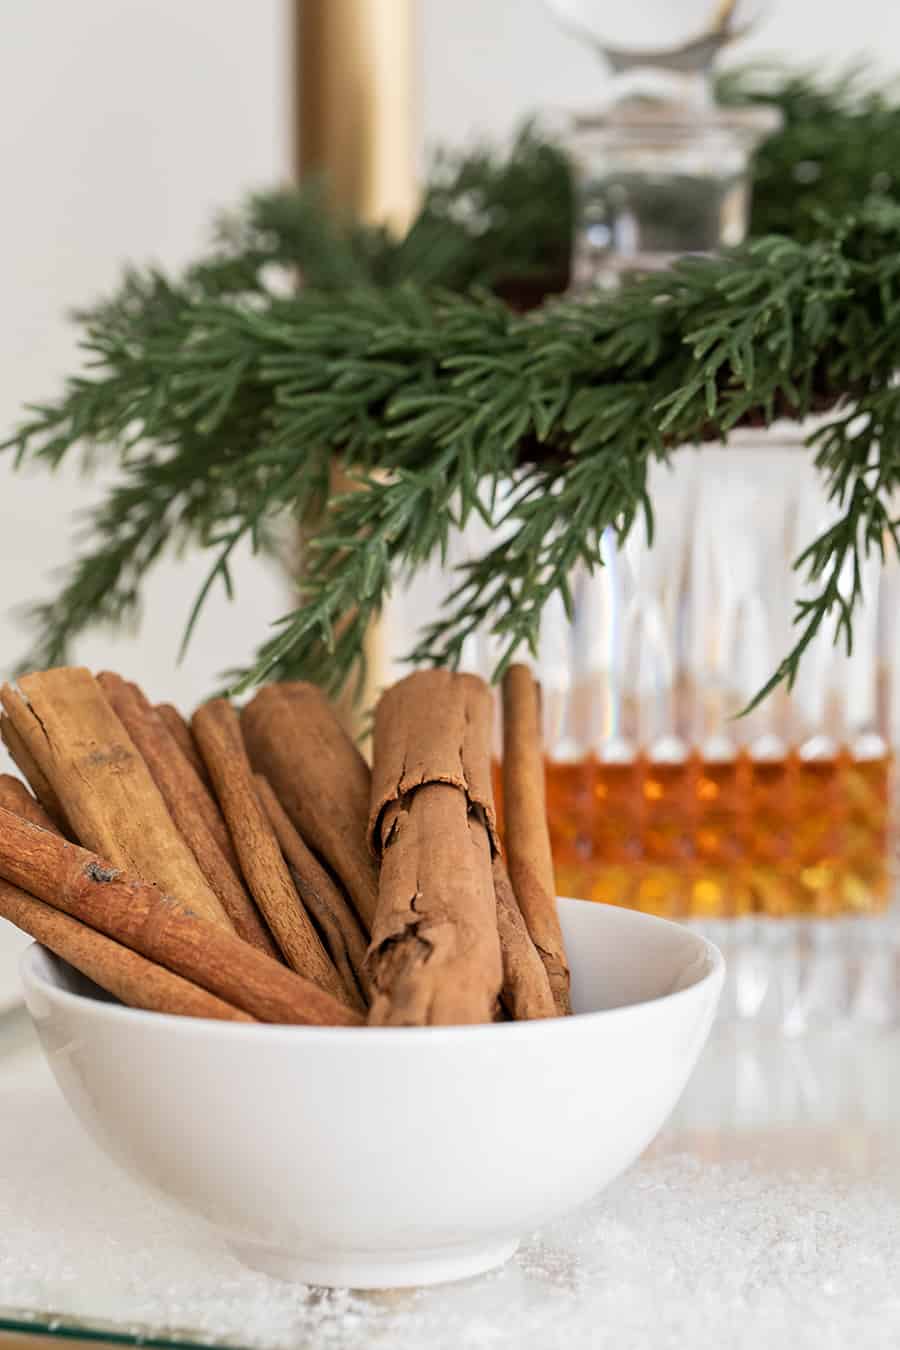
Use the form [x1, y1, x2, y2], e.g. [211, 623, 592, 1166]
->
[20, 898, 725, 1044]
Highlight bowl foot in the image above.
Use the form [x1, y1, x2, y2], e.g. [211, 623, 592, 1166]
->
[228, 1236, 519, 1289]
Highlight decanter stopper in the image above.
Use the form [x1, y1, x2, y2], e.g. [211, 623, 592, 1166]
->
[546, 0, 779, 287]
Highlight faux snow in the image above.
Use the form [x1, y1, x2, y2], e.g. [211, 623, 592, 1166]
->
[2, 1022, 899, 1350]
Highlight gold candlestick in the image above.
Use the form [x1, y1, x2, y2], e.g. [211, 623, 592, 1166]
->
[293, 1, 418, 723]
[295, 0, 417, 231]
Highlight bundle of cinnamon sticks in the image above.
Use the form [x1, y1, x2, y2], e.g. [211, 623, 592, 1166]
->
[0, 663, 570, 1027]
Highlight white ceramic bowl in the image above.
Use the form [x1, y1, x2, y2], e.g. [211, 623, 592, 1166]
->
[21, 899, 723, 1289]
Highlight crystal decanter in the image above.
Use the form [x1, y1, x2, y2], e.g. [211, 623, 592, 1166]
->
[383, 1, 899, 1028]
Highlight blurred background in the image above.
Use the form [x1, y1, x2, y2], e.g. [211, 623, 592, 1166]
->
[3, 0, 900, 711]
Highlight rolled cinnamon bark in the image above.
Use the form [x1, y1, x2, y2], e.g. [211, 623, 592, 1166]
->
[0, 880, 254, 1022]
[1, 669, 233, 931]
[256, 773, 370, 1005]
[241, 683, 378, 931]
[97, 674, 277, 956]
[0, 786, 253, 1021]
[367, 671, 503, 1026]
[1, 713, 72, 836]
[0, 806, 363, 1026]
[501, 664, 571, 1015]
[193, 699, 358, 1009]
[156, 703, 212, 789]
[0, 774, 61, 835]
[116, 684, 241, 872]
[493, 855, 557, 1020]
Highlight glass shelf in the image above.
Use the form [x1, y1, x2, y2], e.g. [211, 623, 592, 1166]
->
[0, 1315, 216, 1350]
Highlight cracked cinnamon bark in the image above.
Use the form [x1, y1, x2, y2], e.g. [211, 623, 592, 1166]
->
[366, 671, 503, 1026]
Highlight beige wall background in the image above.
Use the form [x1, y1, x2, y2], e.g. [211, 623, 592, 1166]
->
[0, 0, 292, 711]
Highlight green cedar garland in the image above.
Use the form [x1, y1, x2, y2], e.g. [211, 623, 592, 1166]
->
[6, 70, 900, 703]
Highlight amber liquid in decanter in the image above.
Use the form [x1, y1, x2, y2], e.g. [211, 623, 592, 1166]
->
[495, 749, 891, 918]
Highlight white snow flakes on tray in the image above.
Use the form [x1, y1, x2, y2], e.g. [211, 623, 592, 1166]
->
[2, 1039, 900, 1350]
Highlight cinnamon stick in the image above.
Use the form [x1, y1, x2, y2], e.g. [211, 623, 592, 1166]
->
[366, 671, 503, 1026]
[492, 855, 556, 1020]
[156, 703, 212, 789]
[1, 714, 72, 836]
[113, 678, 247, 869]
[501, 664, 571, 1015]
[241, 683, 377, 932]
[0, 806, 363, 1026]
[193, 699, 358, 1008]
[97, 673, 277, 956]
[1, 669, 233, 931]
[0, 774, 62, 835]
[125, 687, 241, 871]
[0, 785, 253, 1020]
[256, 773, 371, 1005]
[0, 879, 254, 1022]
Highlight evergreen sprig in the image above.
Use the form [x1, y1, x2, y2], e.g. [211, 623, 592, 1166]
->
[6, 72, 900, 701]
